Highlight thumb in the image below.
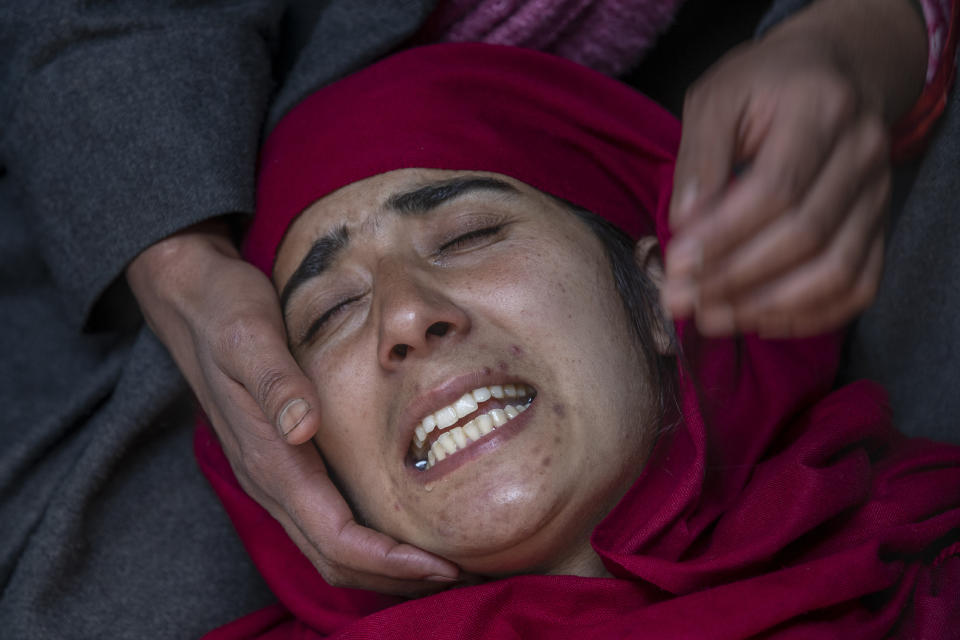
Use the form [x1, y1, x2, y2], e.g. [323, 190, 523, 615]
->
[257, 354, 322, 445]
[228, 322, 323, 445]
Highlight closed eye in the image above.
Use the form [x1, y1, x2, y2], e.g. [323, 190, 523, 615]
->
[302, 294, 363, 345]
[437, 225, 504, 255]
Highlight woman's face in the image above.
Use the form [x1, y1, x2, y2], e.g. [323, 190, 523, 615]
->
[275, 169, 660, 577]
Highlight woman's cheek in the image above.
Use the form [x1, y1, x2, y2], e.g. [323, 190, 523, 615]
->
[459, 251, 579, 327]
[307, 350, 388, 497]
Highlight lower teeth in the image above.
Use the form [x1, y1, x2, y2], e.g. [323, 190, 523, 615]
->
[414, 397, 533, 471]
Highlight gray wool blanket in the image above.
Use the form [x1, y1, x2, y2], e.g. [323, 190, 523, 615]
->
[1, 0, 956, 637]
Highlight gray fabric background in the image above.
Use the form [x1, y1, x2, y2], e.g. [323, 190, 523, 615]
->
[0, 1, 435, 637]
[0, 0, 955, 637]
[840, 78, 960, 443]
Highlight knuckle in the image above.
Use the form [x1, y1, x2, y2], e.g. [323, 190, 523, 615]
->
[217, 315, 263, 354]
[822, 78, 858, 123]
[253, 366, 290, 413]
[683, 73, 729, 120]
[234, 442, 272, 483]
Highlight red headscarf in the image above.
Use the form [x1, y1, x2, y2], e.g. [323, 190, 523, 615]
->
[196, 43, 960, 639]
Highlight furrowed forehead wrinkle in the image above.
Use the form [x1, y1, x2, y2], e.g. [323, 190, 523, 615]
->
[385, 176, 519, 214]
[280, 224, 350, 312]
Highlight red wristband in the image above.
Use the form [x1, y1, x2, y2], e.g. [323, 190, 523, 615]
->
[891, 0, 958, 161]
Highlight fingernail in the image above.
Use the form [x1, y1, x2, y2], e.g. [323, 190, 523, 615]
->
[667, 237, 703, 278]
[425, 575, 459, 583]
[278, 398, 310, 437]
[674, 182, 698, 225]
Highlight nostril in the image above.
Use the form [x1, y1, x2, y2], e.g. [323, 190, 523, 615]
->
[427, 321, 450, 337]
[392, 344, 409, 359]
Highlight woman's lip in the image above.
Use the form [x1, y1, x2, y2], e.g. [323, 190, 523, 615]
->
[396, 367, 535, 461]
[405, 396, 537, 482]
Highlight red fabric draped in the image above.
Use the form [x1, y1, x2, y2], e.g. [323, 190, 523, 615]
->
[196, 43, 960, 639]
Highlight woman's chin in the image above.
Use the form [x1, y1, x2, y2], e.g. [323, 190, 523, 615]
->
[441, 523, 598, 578]
[441, 542, 567, 578]
[404, 496, 591, 578]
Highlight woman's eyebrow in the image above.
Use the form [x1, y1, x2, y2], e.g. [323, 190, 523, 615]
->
[280, 177, 519, 315]
[280, 224, 349, 313]
[385, 176, 519, 214]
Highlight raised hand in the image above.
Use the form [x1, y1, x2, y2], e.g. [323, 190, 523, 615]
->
[663, 0, 927, 337]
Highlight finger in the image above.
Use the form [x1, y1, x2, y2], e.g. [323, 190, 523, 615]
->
[697, 115, 888, 304]
[753, 236, 884, 338]
[244, 441, 461, 583]
[660, 276, 699, 320]
[711, 175, 888, 336]
[665, 80, 748, 319]
[670, 74, 743, 232]
[216, 312, 323, 444]
[296, 485, 460, 581]
[279, 520, 461, 597]
[670, 95, 851, 289]
[207, 332, 460, 586]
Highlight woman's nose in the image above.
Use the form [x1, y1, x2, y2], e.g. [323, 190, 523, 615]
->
[375, 267, 470, 368]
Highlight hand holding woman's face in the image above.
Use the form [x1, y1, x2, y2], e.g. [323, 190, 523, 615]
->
[274, 169, 661, 577]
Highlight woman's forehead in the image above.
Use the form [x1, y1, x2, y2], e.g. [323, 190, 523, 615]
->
[273, 168, 546, 284]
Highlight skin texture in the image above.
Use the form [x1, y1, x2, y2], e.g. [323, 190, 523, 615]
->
[127, 220, 460, 595]
[274, 169, 662, 577]
[125, 0, 928, 593]
[664, 0, 928, 337]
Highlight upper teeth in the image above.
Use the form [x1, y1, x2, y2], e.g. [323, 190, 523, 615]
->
[412, 384, 533, 469]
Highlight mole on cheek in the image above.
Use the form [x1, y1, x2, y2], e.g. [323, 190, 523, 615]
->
[541, 456, 551, 468]
[552, 403, 566, 418]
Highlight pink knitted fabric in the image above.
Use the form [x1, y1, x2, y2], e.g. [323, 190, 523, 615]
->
[416, 0, 684, 75]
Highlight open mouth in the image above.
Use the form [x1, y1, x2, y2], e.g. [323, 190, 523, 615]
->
[409, 384, 537, 471]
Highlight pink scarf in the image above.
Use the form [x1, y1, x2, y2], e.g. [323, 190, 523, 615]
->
[414, 0, 684, 76]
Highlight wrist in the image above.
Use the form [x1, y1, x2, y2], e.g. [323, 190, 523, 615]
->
[767, 0, 928, 122]
[127, 217, 241, 316]
[129, 217, 238, 277]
